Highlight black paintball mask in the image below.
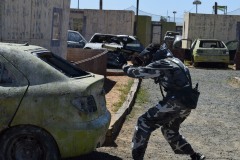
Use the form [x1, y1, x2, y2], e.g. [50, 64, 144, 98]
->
[131, 43, 173, 66]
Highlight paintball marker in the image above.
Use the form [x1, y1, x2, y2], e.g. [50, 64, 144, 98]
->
[102, 43, 141, 62]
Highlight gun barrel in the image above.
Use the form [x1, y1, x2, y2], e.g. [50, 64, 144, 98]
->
[102, 44, 122, 51]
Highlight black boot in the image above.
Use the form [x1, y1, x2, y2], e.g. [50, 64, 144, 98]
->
[132, 147, 146, 160]
[190, 152, 206, 160]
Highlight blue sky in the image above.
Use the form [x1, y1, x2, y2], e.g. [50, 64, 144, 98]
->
[70, 0, 239, 18]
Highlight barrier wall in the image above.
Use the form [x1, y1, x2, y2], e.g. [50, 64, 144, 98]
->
[67, 48, 107, 76]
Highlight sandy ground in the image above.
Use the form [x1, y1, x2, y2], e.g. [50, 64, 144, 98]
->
[104, 75, 132, 115]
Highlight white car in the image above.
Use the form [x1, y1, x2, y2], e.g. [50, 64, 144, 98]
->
[164, 31, 180, 41]
[83, 33, 145, 68]
[84, 33, 144, 53]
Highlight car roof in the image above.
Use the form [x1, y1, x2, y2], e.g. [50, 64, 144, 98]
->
[117, 35, 136, 40]
[0, 42, 49, 54]
[197, 39, 221, 41]
[92, 33, 115, 36]
[91, 33, 136, 39]
[0, 42, 68, 84]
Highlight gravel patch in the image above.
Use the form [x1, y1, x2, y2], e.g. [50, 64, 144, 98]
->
[73, 67, 240, 160]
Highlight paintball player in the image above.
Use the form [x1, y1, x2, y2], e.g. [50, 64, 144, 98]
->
[122, 43, 205, 160]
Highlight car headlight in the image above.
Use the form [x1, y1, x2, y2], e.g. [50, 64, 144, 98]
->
[72, 95, 97, 113]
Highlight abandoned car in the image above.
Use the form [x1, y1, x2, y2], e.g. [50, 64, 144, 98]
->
[84, 33, 144, 68]
[190, 39, 229, 67]
[67, 30, 87, 48]
[164, 31, 181, 41]
[0, 42, 111, 159]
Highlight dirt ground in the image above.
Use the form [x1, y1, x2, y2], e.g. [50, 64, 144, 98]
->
[99, 68, 240, 160]
[104, 75, 132, 115]
[74, 67, 240, 160]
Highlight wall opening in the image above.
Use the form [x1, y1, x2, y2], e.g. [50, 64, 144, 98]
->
[51, 8, 62, 47]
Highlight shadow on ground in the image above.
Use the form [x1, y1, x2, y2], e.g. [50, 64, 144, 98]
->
[104, 78, 117, 94]
[62, 151, 122, 160]
[193, 62, 232, 70]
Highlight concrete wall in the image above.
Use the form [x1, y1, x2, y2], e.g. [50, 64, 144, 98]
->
[69, 10, 84, 34]
[0, 0, 70, 58]
[183, 13, 240, 43]
[69, 9, 135, 41]
[137, 15, 152, 47]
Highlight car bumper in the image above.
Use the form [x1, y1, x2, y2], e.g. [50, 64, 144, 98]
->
[56, 110, 111, 158]
[194, 55, 229, 63]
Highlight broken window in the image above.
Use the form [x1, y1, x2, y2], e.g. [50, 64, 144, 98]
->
[36, 52, 89, 78]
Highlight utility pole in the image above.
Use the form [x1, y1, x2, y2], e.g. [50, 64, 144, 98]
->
[214, 2, 218, 14]
[193, 0, 201, 13]
[134, 0, 139, 36]
[173, 11, 176, 22]
[100, 0, 103, 10]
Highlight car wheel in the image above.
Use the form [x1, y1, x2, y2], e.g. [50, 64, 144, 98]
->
[0, 125, 60, 160]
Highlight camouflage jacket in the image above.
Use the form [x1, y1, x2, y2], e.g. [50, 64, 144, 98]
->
[123, 57, 191, 92]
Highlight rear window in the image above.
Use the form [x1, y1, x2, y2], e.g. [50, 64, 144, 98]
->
[199, 41, 225, 48]
[166, 32, 180, 36]
[90, 35, 119, 44]
[36, 52, 89, 77]
[68, 32, 83, 42]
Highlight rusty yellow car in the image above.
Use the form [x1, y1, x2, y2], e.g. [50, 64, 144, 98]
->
[191, 39, 229, 67]
[0, 42, 111, 159]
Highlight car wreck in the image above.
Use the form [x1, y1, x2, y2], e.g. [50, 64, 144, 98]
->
[0, 42, 111, 159]
[190, 39, 229, 67]
[84, 33, 144, 68]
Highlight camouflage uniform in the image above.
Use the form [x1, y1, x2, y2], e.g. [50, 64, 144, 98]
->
[123, 57, 196, 160]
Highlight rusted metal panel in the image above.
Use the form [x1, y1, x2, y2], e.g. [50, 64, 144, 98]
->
[67, 48, 107, 76]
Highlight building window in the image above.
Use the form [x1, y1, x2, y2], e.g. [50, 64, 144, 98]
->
[51, 8, 62, 47]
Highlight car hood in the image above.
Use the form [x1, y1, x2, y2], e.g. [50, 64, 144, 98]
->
[84, 43, 105, 49]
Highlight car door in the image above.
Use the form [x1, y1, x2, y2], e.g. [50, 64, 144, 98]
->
[67, 31, 86, 48]
[0, 55, 29, 128]
[225, 40, 239, 63]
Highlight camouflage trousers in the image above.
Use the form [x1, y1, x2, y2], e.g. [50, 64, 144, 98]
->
[131, 98, 195, 159]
